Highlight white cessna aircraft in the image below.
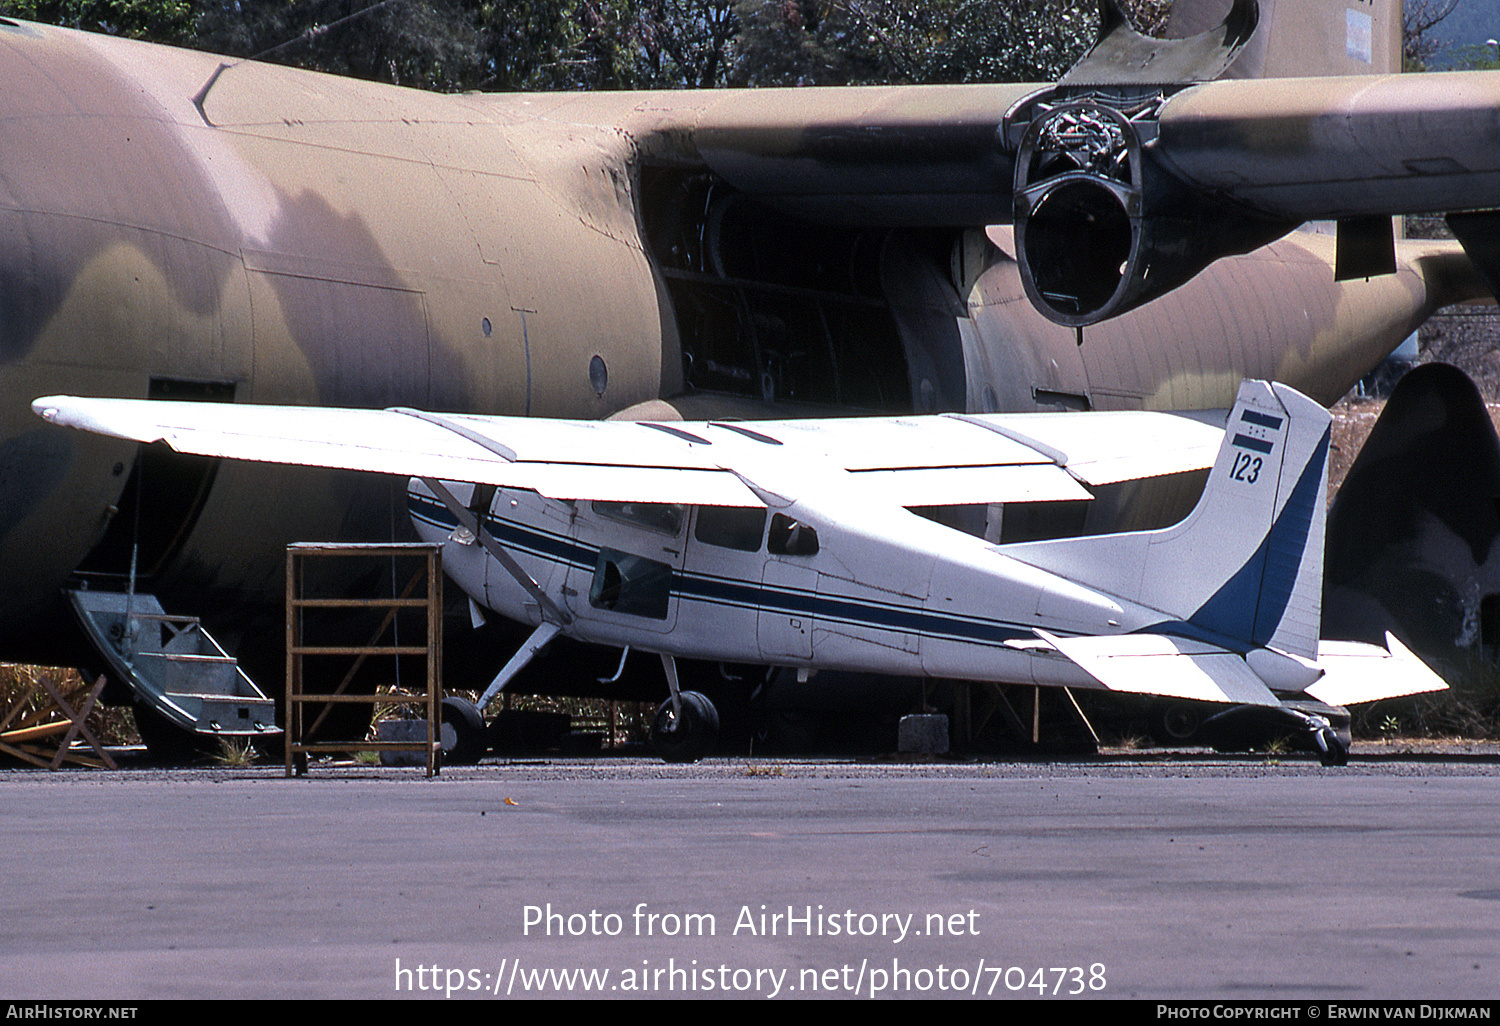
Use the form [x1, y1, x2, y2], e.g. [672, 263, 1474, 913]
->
[34, 380, 1444, 765]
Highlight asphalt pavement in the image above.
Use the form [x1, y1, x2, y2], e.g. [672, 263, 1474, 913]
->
[2, 751, 1497, 1001]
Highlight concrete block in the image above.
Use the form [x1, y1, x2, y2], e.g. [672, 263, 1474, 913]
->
[377, 719, 432, 766]
[898, 714, 949, 754]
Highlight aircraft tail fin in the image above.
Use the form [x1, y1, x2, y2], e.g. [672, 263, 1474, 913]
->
[1004, 380, 1330, 660]
[1062, 2, 1399, 87]
[1164, 0, 1402, 78]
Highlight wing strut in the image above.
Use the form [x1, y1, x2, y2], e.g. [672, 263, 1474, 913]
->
[417, 477, 572, 628]
[475, 621, 563, 713]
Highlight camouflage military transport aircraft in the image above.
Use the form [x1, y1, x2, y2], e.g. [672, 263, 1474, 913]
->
[4, 0, 1499, 750]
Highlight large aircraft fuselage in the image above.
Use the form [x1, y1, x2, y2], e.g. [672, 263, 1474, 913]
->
[0, 20, 1477, 672]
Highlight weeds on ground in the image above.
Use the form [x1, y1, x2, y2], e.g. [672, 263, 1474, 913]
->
[744, 763, 785, 777]
[214, 737, 257, 767]
[487, 694, 656, 747]
[1260, 736, 1291, 758]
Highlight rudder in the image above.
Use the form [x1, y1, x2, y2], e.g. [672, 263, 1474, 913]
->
[1002, 380, 1332, 659]
[1179, 382, 1329, 658]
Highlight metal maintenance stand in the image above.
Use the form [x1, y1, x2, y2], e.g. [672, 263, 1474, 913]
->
[285, 543, 443, 777]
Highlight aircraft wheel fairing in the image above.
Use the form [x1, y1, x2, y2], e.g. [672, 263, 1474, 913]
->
[440, 697, 487, 764]
[651, 690, 719, 763]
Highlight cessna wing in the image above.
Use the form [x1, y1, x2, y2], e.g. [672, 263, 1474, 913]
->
[31, 396, 1224, 509]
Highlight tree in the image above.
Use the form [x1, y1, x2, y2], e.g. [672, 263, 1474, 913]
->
[1443, 39, 1500, 70]
[629, 0, 740, 88]
[0, 0, 195, 42]
[1403, 0, 1463, 71]
[728, 0, 1108, 87]
[191, 0, 487, 90]
[0, 0, 1176, 92]
[477, 0, 738, 91]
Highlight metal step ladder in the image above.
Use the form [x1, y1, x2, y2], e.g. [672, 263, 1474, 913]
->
[66, 588, 279, 740]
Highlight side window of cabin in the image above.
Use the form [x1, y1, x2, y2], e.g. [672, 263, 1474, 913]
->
[589, 549, 672, 619]
[694, 506, 767, 552]
[767, 513, 818, 557]
[590, 501, 685, 537]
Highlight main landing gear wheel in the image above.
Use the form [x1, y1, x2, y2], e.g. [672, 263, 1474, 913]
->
[440, 696, 487, 765]
[650, 690, 719, 763]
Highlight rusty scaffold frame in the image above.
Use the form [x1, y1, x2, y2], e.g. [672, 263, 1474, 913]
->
[285, 542, 442, 777]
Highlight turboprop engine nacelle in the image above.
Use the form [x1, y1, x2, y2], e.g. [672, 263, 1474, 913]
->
[1010, 93, 1294, 328]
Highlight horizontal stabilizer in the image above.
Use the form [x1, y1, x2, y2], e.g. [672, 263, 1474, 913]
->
[1304, 633, 1449, 707]
[1038, 627, 1446, 710]
[1035, 629, 1278, 706]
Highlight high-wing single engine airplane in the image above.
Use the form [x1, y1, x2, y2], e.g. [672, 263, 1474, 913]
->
[34, 380, 1448, 764]
[1, 0, 1497, 751]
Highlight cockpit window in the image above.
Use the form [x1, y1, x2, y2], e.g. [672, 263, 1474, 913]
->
[694, 506, 767, 552]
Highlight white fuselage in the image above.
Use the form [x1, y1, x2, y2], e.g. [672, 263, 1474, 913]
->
[408, 479, 1172, 692]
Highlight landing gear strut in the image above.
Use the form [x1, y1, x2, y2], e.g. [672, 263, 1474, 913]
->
[650, 654, 719, 762]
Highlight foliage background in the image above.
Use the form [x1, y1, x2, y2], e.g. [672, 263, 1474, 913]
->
[0, 0, 1173, 90]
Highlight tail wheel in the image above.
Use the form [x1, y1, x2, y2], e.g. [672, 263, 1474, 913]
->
[440, 697, 487, 765]
[651, 690, 720, 763]
[1313, 726, 1349, 767]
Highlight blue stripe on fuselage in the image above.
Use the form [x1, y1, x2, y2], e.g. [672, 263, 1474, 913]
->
[406, 490, 1030, 648]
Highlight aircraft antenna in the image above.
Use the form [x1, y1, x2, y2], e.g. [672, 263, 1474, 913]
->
[191, 0, 396, 127]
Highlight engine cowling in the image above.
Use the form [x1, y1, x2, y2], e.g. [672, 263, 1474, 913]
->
[1011, 95, 1292, 328]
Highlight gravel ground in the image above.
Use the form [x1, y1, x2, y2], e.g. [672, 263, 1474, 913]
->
[10, 739, 1497, 784]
